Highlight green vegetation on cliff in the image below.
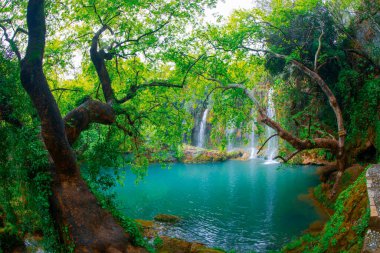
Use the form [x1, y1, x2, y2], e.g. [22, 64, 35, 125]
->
[283, 168, 370, 252]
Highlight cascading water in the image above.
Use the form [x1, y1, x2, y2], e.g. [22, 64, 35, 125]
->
[226, 128, 235, 151]
[249, 121, 257, 159]
[197, 108, 209, 148]
[265, 88, 278, 161]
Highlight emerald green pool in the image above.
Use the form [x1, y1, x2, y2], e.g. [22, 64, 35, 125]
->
[111, 159, 321, 252]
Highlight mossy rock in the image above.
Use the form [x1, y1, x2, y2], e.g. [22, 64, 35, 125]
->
[182, 145, 245, 163]
[157, 236, 224, 253]
[135, 219, 157, 238]
[226, 150, 245, 160]
[154, 214, 181, 223]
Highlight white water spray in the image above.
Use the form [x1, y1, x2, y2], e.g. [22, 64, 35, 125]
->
[226, 128, 235, 151]
[249, 121, 257, 159]
[197, 109, 209, 148]
[265, 88, 278, 161]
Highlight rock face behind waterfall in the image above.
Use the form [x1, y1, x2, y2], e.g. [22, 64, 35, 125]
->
[182, 145, 245, 163]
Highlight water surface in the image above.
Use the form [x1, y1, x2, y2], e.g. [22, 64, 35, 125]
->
[111, 159, 321, 252]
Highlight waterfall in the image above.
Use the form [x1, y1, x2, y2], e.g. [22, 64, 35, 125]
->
[265, 88, 278, 161]
[197, 108, 209, 148]
[249, 121, 257, 159]
[226, 128, 235, 151]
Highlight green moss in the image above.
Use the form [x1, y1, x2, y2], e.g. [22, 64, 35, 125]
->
[313, 184, 334, 210]
[282, 168, 370, 253]
[154, 214, 181, 223]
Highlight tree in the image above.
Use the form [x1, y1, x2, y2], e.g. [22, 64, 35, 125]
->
[181, 0, 369, 194]
[0, 0, 215, 251]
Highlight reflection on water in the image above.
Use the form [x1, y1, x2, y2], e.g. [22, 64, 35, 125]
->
[110, 159, 321, 252]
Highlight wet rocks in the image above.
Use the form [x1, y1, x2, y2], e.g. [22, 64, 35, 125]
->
[135, 219, 224, 253]
[182, 145, 245, 163]
[154, 214, 181, 223]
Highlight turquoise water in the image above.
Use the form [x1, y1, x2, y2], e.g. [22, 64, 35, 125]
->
[111, 159, 321, 252]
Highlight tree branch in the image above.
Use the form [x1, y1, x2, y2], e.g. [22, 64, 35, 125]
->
[113, 15, 173, 49]
[12, 27, 28, 40]
[92, 2, 104, 25]
[241, 46, 345, 166]
[274, 149, 302, 162]
[116, 81, 183, 104]
[51, 88, 82, 92]
[257, 133, 279, 156]
[0, 23, 22, 62]
[314, 29, 324, 71]
[197, 73, 339, 154]
[64, 99, 115, 145]
[90, 26, 115, 103]
[196, 73, 265, 113]
[181, 53, 205, 86]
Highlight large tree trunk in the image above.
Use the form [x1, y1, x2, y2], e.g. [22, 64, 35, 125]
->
[19, 1, 146, 252]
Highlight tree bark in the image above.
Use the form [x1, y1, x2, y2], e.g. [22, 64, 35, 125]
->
[289, 60, 347, 194]
[64, 99, 115, 145]
[239, 48, 347, 178]
[89, 26, 183, 105]
[90, 26, 115, 104]
[19, 1, 146, 252]
[225, 83, 339, 151]
[216, 80, 344, 196]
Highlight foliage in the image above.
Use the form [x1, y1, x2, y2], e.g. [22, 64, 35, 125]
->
[189, 0, 380, 163]
[283, 167, 370, 252]
[336, 70, 380, 146]
[0, 55, 63, 252]
[153, 236, 163, 248]
[313, 184, 334, 210]
[0, 0, 379, 251]
[83, 174, 154, 252]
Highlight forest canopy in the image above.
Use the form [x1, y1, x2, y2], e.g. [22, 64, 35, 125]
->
[0, 0, 379, 252]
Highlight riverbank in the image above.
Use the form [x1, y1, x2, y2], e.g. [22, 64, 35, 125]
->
[134, 161, 370, 253]
[282, 164, 370, 252]
[135, 219, 224, 253]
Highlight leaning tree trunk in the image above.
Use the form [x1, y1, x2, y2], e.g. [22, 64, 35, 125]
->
[226, 67, 346, 195]
[237, 48, 348, 187]
[290, 60, 347, 194]
[19, 1, 146, 252]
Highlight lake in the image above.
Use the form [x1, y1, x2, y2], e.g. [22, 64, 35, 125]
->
[110, 159, 321, 252]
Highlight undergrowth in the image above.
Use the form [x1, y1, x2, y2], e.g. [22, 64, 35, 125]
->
[83, 173, 155, 252]
[282, 167, 370, 252]
[0, 126, 64, 252]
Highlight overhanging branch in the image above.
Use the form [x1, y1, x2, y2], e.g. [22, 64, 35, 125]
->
[257, 133, 279, 156]
[64, 99, 115, 145]
[274, 150, 302, 162]
[116, 81, 183, 104]
[0, 23, 23, 62]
